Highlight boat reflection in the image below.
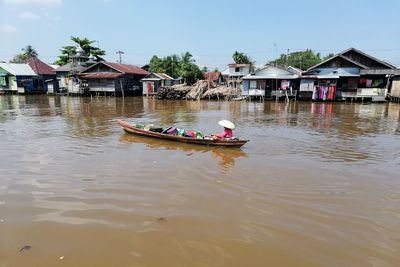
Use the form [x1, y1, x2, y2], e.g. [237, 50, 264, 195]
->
[119, 133, 247, 171]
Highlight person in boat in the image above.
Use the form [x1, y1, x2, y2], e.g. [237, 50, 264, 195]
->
[212, 120, 235, 139]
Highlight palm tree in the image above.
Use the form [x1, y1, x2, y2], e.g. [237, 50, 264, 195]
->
[22, 45, 38, 58]
[181, 52, 195, 65]
[10, 45, 38, 63]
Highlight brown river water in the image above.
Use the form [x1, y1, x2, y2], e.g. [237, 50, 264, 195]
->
[0, 95, 399, 267]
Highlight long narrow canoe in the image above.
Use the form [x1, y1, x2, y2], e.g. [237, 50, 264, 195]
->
[118, 120, 248, 147]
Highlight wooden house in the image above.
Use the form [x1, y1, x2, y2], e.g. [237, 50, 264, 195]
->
[242, 65, 299, 99]
[302, 48, 400, 102]
[226, 64, 250, 88]
[0, 63, 38, 94]
[55, 62, 86, 93]
[141, 73, 174, 95]
[79, 61, 149, 96]
[25, 57, 57, 94]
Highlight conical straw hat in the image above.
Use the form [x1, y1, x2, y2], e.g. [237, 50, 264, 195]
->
[218, 120, 235, 130]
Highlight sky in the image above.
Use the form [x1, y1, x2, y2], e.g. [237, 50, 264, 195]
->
[1, 0, 400, 70]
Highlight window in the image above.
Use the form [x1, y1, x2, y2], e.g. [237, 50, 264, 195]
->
[235, 67, 240, 72]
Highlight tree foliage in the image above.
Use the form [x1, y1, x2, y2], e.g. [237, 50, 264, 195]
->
[232, 51, 253, 65]
[10, 45, 38, 63]
[268, 49, 322, 70]
[55, 36, 106, 66]
[149, 52, 203, 85]
[322, 53, 335, 61]
[232, 51, 256, 72]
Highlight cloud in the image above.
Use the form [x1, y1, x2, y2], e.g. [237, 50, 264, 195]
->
[19, 11, 41, 19]
[0, 24, 17, 32]
[3, 0, 62, 6]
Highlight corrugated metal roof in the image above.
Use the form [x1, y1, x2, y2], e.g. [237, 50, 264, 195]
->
[243, 74, 298, 80]
[25, 57, 55, 75]
[81, 72, 123, 79]
[55, 62, 86, 72]
[104, 62, 149, 75]
[0, 63, 37, 76]
[204, 71, 221, 81]
[154, 73, 174, 80]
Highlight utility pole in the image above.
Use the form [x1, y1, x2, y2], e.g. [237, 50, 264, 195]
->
[116, 50, 124, 64]
[285, 49, 289, 68]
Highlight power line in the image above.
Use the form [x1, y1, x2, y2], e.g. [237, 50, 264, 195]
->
[116, 50, 124, 64]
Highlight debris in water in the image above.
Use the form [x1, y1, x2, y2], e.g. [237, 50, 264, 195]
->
[59, 256, 65, 260]
[157, 217, 167, 222]
[19, 245, 32, 252]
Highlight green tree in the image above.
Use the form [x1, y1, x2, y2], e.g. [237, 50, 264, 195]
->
[149, 55, 166, 73]
[232, 51, 253, 65]
[268, 49, 321, 70]
[322, 53, 335, 61]
[55, 36, 105, 66]
[10, 45, 38, 63]
[201, 66, 209, 73]
[148, 52, 203, 85]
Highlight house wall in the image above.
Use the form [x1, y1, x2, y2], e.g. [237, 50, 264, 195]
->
[0, 67, 17, 92]
[88, 79, 116, 92]
[229, 66, 250, 77]
[391, 77, 400, 98]
[142, 80, 162, 95]
[9, 76, 17, 91]
[0, 76, 18, 91]
[115, 75, 144, 95]
[242, 80, 249, 95]
[16, 76, 34, 94]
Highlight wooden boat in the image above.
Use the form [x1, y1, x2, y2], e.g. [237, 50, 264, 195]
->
[117, 120, 248, 147]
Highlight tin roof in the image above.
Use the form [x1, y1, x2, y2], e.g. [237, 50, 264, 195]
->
[25, 57, 55, 75]
[81, 72, 123, 79]
[141, 72, 174, 81]
[154, 73, 174, 80]
[55, 62, 86, 72]
[0, 63, 37, 76]
[204, 71, 221, 81]
[104, 62, 149, 75]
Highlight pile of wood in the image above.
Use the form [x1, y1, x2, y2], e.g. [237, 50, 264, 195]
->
[202, 86, 241, 100]
[185, 80, 212, 100]
[155, 84, 191, 99]
[155, 80, 242, 100]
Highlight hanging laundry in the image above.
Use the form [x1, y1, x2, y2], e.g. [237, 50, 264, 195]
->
[280, 80, 290, 90]
[312, 86, 317, 100]
[319, 86, 324, 99]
